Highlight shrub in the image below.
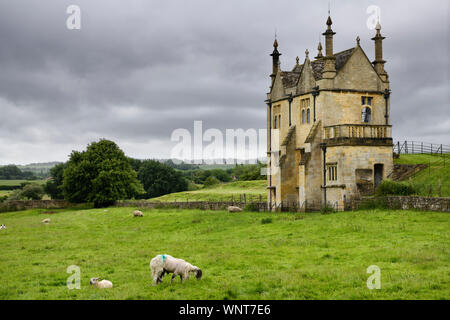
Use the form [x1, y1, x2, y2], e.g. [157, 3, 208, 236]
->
[203, 176, 220, 188]
[375, 179, 415, 196]
[244, 203, 260, 212]
[8, 189, 26, 200]
[321, 203, 336, 215]
[21, 183, 45, 200]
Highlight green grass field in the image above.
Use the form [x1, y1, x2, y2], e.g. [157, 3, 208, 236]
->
[150, 180, 267, 202]
[0, 180, 45, 186]
[0, 207, 448, 300]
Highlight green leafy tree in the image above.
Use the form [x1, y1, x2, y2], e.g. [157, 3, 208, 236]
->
[63, 139, 144, 207]
[44, 163, 66, 200]
[21, 183, 45, 200]
[137, 160, 188, 198]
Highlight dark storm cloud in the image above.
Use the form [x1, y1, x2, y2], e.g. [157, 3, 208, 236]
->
[0, 0, 448, 164]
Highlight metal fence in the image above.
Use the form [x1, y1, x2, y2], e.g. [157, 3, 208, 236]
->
[393, 141, 450, 155]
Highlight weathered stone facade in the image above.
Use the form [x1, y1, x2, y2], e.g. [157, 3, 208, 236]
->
[266, 17, 393, 211]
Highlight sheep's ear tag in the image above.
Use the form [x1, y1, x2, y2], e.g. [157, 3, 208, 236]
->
[162, 254, 166, 262]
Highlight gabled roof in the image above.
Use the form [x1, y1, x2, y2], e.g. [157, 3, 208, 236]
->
[278, 47, 356, 89]
[310, 47, 355, 81]
[280, 71, 301, 88]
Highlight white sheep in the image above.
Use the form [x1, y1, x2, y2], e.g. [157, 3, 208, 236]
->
[133, 210, 143, 217]
[228, 206, 242, 213]
[42, 218, 51, 224]
[0, 224, 6, 230]
[90, 278, 113, 289]
[150, 254, 202, 285]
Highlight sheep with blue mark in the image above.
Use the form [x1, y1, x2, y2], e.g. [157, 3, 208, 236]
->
[150, 254, 202, 285]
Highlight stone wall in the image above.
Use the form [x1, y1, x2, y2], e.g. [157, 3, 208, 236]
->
[0, 200, 70, 213]
[115, 200, 267, 211]
[351, 196, 450, 212]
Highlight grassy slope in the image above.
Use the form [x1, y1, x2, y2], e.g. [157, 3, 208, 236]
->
[394, 154, 449, 196]
[0, 207, 448, 300]
[149, 180, 267, 202]
[0, 180, 45, 186]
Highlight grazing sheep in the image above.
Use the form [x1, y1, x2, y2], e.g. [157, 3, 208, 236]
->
[227, 206, 242, 213]
[133, 210, 143, 217]
[90, 278, 113, 289]
[42, 218, 51, 224]
[0, 224, 6, 230]
[150, 254, 202, 285]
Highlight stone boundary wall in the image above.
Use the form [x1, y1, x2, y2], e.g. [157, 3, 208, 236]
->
[115, 200, 264, 211]
[351, 196, 450, 212]
[0, 200, 70, 213]
[1, 197, 448, 213]
[384, 196, 450, 212]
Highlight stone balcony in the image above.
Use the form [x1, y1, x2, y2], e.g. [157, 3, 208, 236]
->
[323, 124, 393, 146]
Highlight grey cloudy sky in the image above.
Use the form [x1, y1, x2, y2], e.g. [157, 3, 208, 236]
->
[0, 0, 449, 164]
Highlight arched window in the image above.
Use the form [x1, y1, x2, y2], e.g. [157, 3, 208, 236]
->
[307, 108, 310, 123]
[362, 107, 371, 123]
[279, 115, 281, 129]
[302, 109, 305, 124]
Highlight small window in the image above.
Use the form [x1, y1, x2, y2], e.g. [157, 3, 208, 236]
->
[362, 107, 371, 123]
[302, 109, 305, 124]
[362, 96, 373, 106]
[307, 109, 310, 123]
[278, 115, 281, 129]
[327, 164, 338, 181]
[274, 116, 277, 129]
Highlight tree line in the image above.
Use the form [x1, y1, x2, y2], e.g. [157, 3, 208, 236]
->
[3, 139, 266, 206]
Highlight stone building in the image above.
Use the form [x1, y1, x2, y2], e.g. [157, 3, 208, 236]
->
[266, 16, 393, 211]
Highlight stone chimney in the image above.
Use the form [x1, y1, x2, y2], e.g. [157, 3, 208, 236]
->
[372, 21, 388, 82]
[321, 16, 336, 79]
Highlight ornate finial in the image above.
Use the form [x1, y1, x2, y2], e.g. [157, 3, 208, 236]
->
[273, 38, 278, 48]
[356, 36, 360, 46]
[316, 41, 323, 58]
[375, 21, 381, 36]
[326, 16, 332, 27]
[305, 49, 309, 58]
[296, 56, 299, 65]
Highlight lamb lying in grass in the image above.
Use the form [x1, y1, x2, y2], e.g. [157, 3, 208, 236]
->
[0, 224, 6, 230]
[42, 218, 50, 224]
[150, 254, 202, 285]
[90, 278, 113, 288]
[228, 206, 242, 213]
[133, 210, 143, 217]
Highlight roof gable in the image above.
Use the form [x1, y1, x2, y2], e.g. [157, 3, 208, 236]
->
[333, 46, 384, 91]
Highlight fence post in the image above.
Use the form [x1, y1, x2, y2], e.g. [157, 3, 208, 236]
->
[421, 142, 423, 154]
[431, 144, 433, 155]
[412, 141, 414, 154]
[397, 141, 400, 154]
[405, 141, 408, 154]
[441, 144, 443, 156]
